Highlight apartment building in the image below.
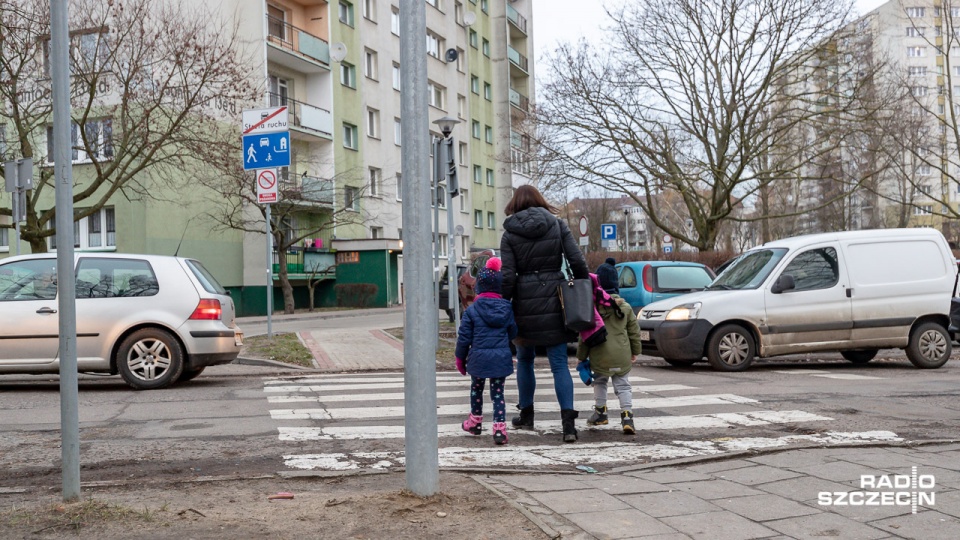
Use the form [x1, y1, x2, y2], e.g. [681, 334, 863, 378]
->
[0, 0, 535, 315]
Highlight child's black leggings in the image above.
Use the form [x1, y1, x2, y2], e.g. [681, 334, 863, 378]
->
[470, 376, 506, 422]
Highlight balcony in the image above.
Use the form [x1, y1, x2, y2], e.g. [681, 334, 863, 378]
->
[269, 92, 333, 139]
[272, 246, 336, 278]
[266, 15, 331, 73]
[508, 46, 529, 75]
[279, 172, 335, 207]
[506, 4, 528, 36]
[509, 88, 529, 112]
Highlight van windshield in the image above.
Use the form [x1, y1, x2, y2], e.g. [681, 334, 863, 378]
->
[706, 248, 787, 290]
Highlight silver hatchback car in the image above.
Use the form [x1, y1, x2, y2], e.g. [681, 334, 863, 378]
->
[0, 253, 243, 389]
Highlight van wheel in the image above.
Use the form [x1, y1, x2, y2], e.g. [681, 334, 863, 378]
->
[706, 324, 755, 372]
[906, 322, 952, 369]
[840, 349, 878, 364]
[665, 359, 696, 367]
[116, 328, 184, 390]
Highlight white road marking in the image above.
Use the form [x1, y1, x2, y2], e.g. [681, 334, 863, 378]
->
[277, 410, 830, 440]
[772, 369, 883, 380]
[269, 394, 759, 421]
[263, 373, 655, 384]
[265, 384, 698, 404]
[263, 376, 663, 393]
[282, 430, 900, 470]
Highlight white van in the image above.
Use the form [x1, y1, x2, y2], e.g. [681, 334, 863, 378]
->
[638, 229, 956, 371]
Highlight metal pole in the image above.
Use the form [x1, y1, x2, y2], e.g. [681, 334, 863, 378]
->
[13, 190, 20, 256]
[266, 203, 273, 336]
[50, 0, 80, 502]
[433, 137, 441, 316]
[400, 0, 438, 496]
[625, 210, 630, 252]
[446, 174, 458, 330]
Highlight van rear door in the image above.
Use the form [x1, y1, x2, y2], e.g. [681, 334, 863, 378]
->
[843, 236, 954, 348]
[762, 243, 853, 355]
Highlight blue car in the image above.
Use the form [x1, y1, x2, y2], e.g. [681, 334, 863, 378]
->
[615, 261, 716, 314]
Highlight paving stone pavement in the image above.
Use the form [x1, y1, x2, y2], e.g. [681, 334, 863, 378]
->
[479, 443, 960, 540]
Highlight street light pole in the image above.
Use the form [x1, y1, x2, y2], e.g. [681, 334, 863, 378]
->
[434, 116, 461, 331]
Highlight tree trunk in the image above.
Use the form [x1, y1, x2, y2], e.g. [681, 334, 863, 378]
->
[307, 281, 316, 312]
[275, 247, 296, 314]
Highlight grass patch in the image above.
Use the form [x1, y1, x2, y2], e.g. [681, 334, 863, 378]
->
[385, 326, 458, 371]
[242, 332, 315, 367]
[0, 499, 166, 534]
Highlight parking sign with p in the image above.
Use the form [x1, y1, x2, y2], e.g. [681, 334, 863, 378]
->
[601, 223, 617, 240]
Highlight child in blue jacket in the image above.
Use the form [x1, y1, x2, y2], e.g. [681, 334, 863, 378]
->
[455, 257, 518, 445]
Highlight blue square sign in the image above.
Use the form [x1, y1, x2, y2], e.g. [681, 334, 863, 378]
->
[242, 131, 291, 170]
[601, 223, 617, 240]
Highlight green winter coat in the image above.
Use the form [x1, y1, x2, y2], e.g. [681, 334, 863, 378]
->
[576, 294, 642, 377]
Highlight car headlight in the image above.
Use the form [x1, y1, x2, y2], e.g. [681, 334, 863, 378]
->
[665, 302, 701, 321]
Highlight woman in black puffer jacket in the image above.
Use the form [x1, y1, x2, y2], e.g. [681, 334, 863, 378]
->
[500, 185, 589, 442]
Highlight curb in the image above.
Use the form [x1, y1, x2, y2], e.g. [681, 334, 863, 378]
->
[232, 356, 315, 370]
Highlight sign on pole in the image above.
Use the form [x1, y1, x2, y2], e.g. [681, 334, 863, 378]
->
[664, 245, 673, 253]
[242, 132, 291, 170]
[256, 168, 279, 204]
[242, 107, 288, 135]
[578, 215, 588, 236]
[601, 223, 617, 240]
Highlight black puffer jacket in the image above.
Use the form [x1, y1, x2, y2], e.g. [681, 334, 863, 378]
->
[500, 207, 589, 346]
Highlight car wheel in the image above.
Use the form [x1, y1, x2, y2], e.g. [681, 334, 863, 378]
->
[116, 328, 184, 390]
[664, 359, 696, 367]
[906, 322, 951, 369]
[706, 324, 755, 372]
[840, 349, 878, 364]
[178, 366, 206, 382]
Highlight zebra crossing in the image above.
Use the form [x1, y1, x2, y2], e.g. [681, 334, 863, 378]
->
[262, 370, 900, 471]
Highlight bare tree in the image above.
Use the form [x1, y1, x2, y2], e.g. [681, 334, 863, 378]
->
[0, 0, 256, 251]
[534, 0, 878, 251]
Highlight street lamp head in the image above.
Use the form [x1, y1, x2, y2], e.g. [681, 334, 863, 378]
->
[432, 116, 460, 138]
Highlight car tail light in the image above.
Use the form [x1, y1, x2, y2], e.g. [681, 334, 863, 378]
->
[189, 299, 222, 320]
[642, 265, 654, 293]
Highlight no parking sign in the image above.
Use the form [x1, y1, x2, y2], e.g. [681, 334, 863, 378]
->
[256, 168, 278, 204]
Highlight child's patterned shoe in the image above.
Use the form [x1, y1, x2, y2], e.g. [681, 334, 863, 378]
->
[587, 405, 608, 426]
[492, 422, 508, 445]
[462, 414, 483, 435]
[621, 410, 635, 435]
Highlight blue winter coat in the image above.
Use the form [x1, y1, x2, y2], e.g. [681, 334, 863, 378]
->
[455, 295, 518, 379]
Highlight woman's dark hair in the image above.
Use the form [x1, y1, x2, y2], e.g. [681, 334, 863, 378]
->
[504, 185, 559, 216]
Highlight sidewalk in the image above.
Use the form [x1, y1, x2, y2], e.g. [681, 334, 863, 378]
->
[478, 441, 960, 539]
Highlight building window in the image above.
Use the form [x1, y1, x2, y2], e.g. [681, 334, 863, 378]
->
[907, 46, 926, 57]
[369, 167, 382, 196]
[455, 1, 464, 24]
[0, 227, 7, 250]
[484, 125, 493, 144]
[482, 38, 489, 57]
[343, 123, 358, 150]
[427, 31, 443, 59]
[483, 82, 491, 100]
[340, 62, 356, 88]
[345, 186, 360, 211]
[394, 117, 402, 145]
[268, 75, 289, 106]
[367, 108, 380, 139]
[906, 26, 924, 37]
[471, 75, 479, 94]
[371, 226, 383, 239]
[458, 141, 466, 165]
[396, 173, 403, 201]
[474, 210, 483, 228]
[487, 211, 495, 229]
[456, 47, 465, 72]
[339, 1, 355, 26]
[473, 165, 481, 184]
[480, 0, 487, 13]
[918, 164, 931, 176]
[460, 188, 468, 211]
[457, 94, 466, 119]
[914, 205, 932, 215]
[906, 7, 924, 18]
[472, 120, 480, 139]
[391, 7, 400, 35]
[49, 207, 116, 250]
[911, 86, 928, 97]
[44, 31, 111, 77]
[267, 5, 286, 41]
[437, 234, 447, 256]
[364, 49, 378, 80]
[426, 0, 441, 9]
[428, 81, 446, 109]
[392, 62, 401, 91]
[469, 29, 478, 48]
[47, 119, 113, 164]
[362, 0, 375, 21]
[908, 66, 928, 76]
[486, 168, 494, 186]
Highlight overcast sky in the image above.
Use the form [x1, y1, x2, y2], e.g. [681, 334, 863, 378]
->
[531, 0, 891, 75]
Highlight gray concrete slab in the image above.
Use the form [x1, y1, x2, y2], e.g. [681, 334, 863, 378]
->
[869, 510, 960, 539]
[747, 449, 839, 469]
[620, 534, 693, 540]
[580, 475, 672, 495]
[618, 491, 721, 518]
[660, 510, 777, 540]
[498, 474, 590, 492]
[786, 460, 884, 483]
[628, 469, 713, 484]
[664, 479, 765, 500]
[833, 449, 929, 470]
[712, 493, 822, 522]
[711, 464, 804, 486]
[683, 460, 757, 475]
[754, 476, 855, 503]
[564, 508, 678, 539]
[820, 497, 917, 522]
[764, 512, 889, 539]
[529, 488, 631, 515]
[931, 488, 960, 519]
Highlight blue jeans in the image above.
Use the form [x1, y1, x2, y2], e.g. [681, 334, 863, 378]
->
[515, 343, 574, 410]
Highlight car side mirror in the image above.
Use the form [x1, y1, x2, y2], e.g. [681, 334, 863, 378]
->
[771, 274, 796, 294]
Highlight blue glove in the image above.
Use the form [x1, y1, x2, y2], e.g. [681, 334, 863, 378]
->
[577, 360, 593, 386]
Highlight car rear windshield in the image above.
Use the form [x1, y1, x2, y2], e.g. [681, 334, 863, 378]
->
[654, 266, 714, 292]
[186, 260, 228, 295]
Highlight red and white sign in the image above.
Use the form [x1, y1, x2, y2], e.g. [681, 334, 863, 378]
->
[256, 168, 279, 204]
[578, 215, 588, 236]
[242, 107, 288, 135]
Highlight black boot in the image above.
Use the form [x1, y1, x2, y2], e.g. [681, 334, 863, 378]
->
[511, 405, 535, 430]
[561, 409, 579, 443]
